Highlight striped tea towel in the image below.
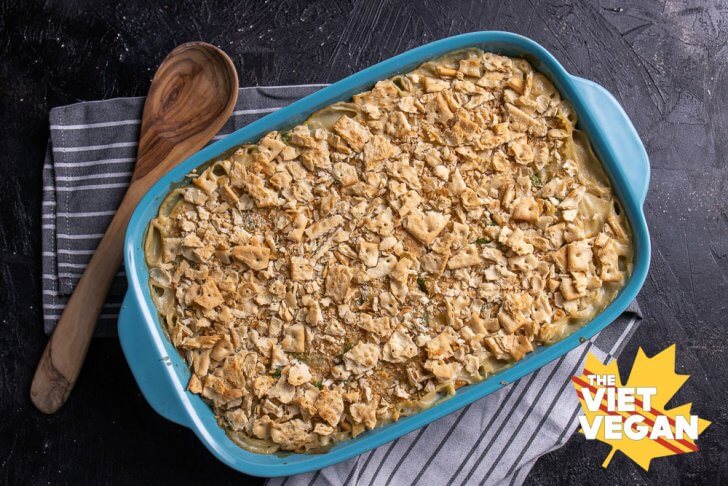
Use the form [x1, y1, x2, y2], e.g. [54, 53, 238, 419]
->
[41, 84, 328, 336]
[267, 302, 641, 486]
[41, 83, 642, 484]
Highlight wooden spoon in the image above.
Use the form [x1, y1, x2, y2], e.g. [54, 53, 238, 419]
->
[31, 42, 239, 414]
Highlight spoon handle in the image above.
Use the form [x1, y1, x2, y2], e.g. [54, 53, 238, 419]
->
[30, 184, 144, 413]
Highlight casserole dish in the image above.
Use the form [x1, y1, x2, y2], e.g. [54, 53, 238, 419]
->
[119, 31, 650, 476]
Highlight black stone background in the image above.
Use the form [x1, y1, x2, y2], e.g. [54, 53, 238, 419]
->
[1, 0, 726, 484]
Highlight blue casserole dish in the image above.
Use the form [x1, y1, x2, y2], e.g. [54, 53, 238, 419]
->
[119, 31, 650, 477]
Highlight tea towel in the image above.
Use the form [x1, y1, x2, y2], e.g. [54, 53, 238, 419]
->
[41, 83, 642, 484]
[41, 84, 327, 335]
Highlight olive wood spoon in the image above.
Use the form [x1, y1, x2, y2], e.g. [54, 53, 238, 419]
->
[31, 42, 239, 414]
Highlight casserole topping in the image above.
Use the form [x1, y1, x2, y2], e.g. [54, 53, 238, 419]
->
[145, 49, 633, 453]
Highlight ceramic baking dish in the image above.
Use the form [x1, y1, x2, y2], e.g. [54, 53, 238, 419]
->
[119, 31, 650, 477]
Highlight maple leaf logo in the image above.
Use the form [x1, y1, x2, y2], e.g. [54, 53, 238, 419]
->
[572, 345, 711, 471]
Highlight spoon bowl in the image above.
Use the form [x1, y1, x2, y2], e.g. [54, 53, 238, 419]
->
[134, 42, 239, 181]
[30, 42, 238, 414]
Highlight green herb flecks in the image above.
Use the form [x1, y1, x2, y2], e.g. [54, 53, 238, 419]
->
[417, 277, 428, 294]
[531, 173, 542, 187]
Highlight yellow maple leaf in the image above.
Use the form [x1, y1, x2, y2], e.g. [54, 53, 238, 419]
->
[572, 345, 711, 471]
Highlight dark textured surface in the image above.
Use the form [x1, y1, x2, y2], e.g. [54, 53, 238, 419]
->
[1, 0, 726, 484]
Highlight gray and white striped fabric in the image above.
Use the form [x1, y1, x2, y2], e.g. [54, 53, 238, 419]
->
[41, 84, 642, 484]
[42, 84, 328, 335]
[267, 302, 640, 486]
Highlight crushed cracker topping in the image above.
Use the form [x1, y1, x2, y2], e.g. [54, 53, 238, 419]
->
[146, 48, 632, 454]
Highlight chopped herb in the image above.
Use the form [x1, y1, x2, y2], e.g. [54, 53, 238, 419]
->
[271, 367, 282, 378]
[500, 380, 508, 386]
[475, 237, 489, 245]
[342, 342, 354, 354]
[423, 312, 430, 325]
[579, 336, 587, 344]
[313, 380, 323, 389]
[281, 131, 292, 142]
[531, 173, 542, 187]
[417, 277, 427, 293]
[487, 219, 498, 226]
[291, 352, 309, 362]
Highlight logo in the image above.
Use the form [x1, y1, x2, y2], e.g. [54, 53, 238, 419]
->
[571, 345, 710, 471]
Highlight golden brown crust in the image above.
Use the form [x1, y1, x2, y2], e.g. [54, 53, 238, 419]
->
[146, 48, 633, 453]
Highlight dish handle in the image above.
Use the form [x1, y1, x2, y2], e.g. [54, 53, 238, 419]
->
[570, 75, 650, 204]
[118, 292, 190, 427]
